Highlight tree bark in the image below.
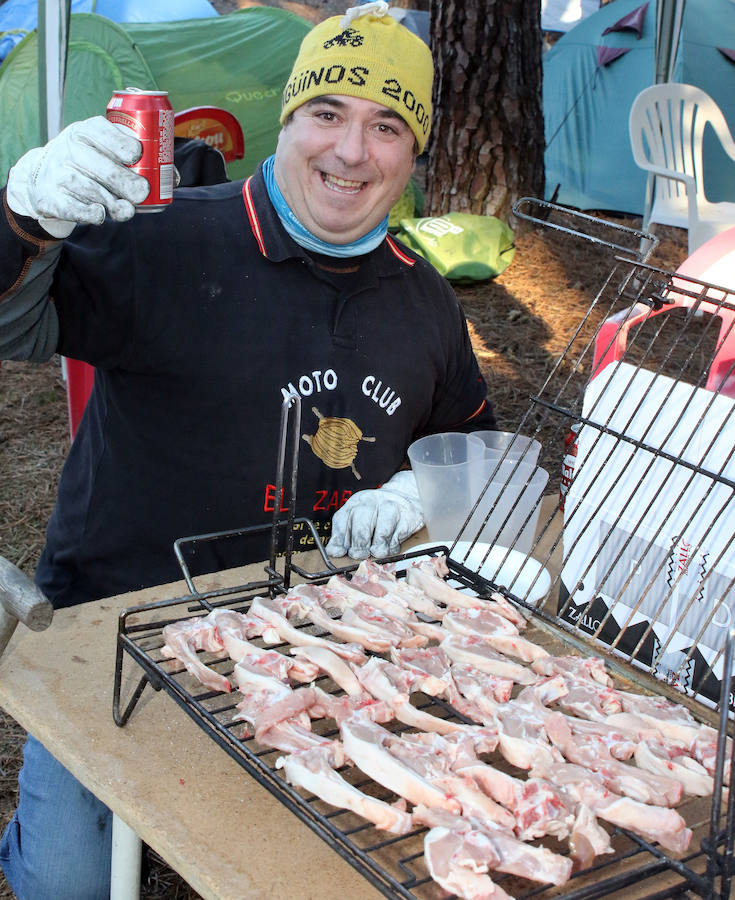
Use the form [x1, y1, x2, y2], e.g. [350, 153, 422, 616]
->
[425, 0, 544, 223]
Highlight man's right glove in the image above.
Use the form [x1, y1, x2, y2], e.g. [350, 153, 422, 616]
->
[6, 116, 150, 239]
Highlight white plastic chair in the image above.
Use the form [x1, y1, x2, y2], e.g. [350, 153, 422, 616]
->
[629, 83, 735, 254]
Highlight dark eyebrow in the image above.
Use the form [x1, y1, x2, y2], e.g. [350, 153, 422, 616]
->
[304, 96, 409, 126]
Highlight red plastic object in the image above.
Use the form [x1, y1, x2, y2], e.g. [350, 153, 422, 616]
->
[173, 106, 245, 163]
[592, 226, 735, 398]
[65, 357, 95, 440]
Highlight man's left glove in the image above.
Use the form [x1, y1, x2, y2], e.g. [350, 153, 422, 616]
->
[325, 470, 424, 560]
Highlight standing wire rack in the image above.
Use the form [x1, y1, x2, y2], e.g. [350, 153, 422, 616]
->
[114, 204, 735, 899]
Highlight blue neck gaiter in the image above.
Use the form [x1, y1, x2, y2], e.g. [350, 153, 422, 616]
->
[262, 155, 388, 258]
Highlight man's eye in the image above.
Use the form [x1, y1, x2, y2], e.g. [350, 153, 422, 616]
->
[377, 123, 397, 135]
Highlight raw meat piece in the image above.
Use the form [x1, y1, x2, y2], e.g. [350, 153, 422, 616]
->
[451, 663, 514, 707]
[402, 617, 447, 644]
[390, 646, 455, 697]
[353, 656, 462, 735]
[604, 712, 670, 742]
[429, 773, 518, 831]
[531, 759, 692, 854]
[423, 826, 514, 900]
[290, 646, 363, 695]
[206, 608, 271, 655]
[635, 739, 714, 796]
[485, 593, 528, 630]
[406, 559, 480, 610]
[248, 597, 367, 664]
[406, 559, 527, 627]
[340, 715, 461, 812]
[252, 686, 316, 738]
[308, 602, 398, 653]
[284, 585, 403, 653]
[531, 654, 612, 686]
[207, 609, 320, 682]
[556, 716, 637, 761]
[382, 732, 515, 830]
[397, 729, 488, 768]
[544, 713, 683, 806]
[326, 574, 411, 619]
[442, 608, 549, 663]
[424, 826, 512, 900]
[356, 558, 447, 619]
[258, 717, 344, 764]
[616, 691, 700, 744]
[160, 616, 231, 694]
[554, 677, 623, 721]
[231, 660, 293, 727]
[481, 632, 549, 664]
[569, 804, 614, 867]
[233, 672, 344, 764]
[441, 635, 538, 684]
[491, 678, 568, 770]
[691, 726, 732, 785]
[309, 687, 395, 726]
[415, 806, 573, 886]
[607, 714, 731, 787]
[341, 603, 426, 649]
[459, 763, 574, 842]
[318, 570, 446, 643]
[444, 607, 521, 638]
[276, 747, 412, 834]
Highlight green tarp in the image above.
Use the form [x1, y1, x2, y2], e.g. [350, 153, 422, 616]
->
[0, 7, 311, 184]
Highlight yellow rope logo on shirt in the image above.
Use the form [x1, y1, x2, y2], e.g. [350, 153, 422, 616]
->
[303, 407, 375, 480]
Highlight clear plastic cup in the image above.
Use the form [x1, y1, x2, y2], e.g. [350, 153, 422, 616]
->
[466, 457, 550, 553]
[407, 433, 486, 542]
[473, 431, 541, 468]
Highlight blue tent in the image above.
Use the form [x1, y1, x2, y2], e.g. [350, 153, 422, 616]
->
[0, 0, 217, 62]
[544, 0, 735, 214]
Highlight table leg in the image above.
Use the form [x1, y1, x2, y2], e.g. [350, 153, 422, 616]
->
[110, 812, 142, 900]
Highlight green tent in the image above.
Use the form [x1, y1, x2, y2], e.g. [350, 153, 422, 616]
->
[0, 7, 311, 184]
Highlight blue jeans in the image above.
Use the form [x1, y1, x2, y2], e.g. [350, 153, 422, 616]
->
[0, 735, 112, 900]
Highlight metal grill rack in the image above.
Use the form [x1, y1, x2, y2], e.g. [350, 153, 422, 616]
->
[114, 207, 735, 899]
[113, 563, 734, 900]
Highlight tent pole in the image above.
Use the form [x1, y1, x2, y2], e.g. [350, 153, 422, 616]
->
[655, 0, 686, 84]
[37, 0, 71, 143]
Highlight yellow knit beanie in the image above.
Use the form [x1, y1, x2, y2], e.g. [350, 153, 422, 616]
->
[280, 2, 433, 152]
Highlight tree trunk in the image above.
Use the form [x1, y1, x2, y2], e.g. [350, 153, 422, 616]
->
[425, 0, 544, 224]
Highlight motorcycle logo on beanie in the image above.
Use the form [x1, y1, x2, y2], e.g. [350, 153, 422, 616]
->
[302, 407, 375, 480]
[324, 28, 364, 49]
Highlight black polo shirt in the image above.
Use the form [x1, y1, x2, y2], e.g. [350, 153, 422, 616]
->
[6, 164, 495, 607]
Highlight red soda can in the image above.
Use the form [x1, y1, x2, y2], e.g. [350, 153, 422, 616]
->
[559, 422, 580, 512]
[106, 88, 174, 212]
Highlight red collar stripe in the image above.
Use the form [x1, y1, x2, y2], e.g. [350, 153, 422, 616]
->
[386, 235, 416, 267]
[242, 177, 266, 256]
[464, 399, 488, 422]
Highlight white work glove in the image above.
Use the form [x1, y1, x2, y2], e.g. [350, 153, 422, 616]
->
[6, 116, 150, 239]
[325, 470, 424, 560]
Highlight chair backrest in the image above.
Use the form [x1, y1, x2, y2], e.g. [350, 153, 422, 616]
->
[629, 83, 735, 230]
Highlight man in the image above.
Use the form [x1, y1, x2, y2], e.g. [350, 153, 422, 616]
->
[0, 3, 495, 896]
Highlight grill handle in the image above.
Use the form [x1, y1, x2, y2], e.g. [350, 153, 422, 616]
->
[0, 556, 53, 657]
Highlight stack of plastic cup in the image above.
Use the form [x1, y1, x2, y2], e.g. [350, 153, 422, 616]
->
[408, 430, 548, 551]
[466, 431, 548, 552]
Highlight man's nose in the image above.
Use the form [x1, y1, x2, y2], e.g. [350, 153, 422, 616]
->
[333, 122, 370, 166]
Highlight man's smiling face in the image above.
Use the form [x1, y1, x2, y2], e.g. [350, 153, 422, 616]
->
[273, 95, 416, 245]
